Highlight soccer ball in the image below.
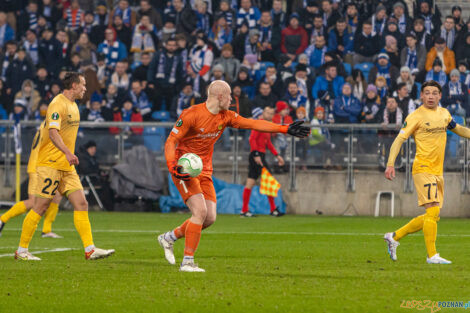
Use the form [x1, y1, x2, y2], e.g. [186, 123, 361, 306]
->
[177, 153, 203, 178]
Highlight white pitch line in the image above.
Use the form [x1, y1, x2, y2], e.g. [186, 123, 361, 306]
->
[0, 247, 76, 258]
[4, 228, 470, 237]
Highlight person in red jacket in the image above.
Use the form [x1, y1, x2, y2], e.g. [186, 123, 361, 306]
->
[110, 99, 144, 135]
[241, 106, 285, 217]
[281, 13, 308, 61]
[272, 100, 293, 173]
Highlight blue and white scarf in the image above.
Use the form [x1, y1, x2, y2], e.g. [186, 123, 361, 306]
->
[129, 90, 151, 116]
[190, 45, 208, 74]
[156, 52, 178, 84]
[244, 35, 258, 56]
[28, 10, 37, 30]
[211, 26, 232, 50]
[101, 40, 120, 67]
[426, 70, 447, 86]
[259, 25, 272, 43]
[87, 109, 104, 122]
[309, 27, 325, 45]
[65, 8, 83, 31]
[288, 92, 307, 109]
[423, 15, 432, 35]
[177, 92, 194, 116]
[371, 15, 386, 36]
[405, 48, 417, 70]
[237, 7, 257, 28]
[1, 52, 15, 79]
[440, 27, 455, 49]
[221, 11, 234, 27]
[94, 13, 109, 26]
[24, 40, 39, 65]
[114, 7, 131, 27]
[377, 63, 392, 86]
[397, 15, 406, 34]
[449, 81, 462, 96]
[196, 12, 210, 33]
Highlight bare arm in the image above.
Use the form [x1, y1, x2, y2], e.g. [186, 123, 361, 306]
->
[49, 128, 78, 165]
[450, 124, 470, 139]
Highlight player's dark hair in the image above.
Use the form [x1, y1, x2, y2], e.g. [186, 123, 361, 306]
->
[421, 80, 442, 93]
[62, 72, 83, 90]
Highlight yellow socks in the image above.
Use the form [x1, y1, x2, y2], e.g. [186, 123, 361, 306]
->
[423, 206, 440, 258]
[74, 211, 94, 249]
[42, 202, 59, 234]
[19, 210, 42, 249]
[393, 214, 425, 241]
[1, 201, 28, 223]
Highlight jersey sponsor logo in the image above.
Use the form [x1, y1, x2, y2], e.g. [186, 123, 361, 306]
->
[424, 126, 446, 134]
[51, 112, 59, 120]
[176, 119, 183, 127]
[172, 128, 179, 134]
[197, 131, 221, 138]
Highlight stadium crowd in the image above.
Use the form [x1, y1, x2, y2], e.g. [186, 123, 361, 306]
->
[0, 0, 469, 134]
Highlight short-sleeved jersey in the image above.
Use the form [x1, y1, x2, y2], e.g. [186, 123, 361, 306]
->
[27, 120, 46, 174]
[36, 94, 80, 171]
[169, 103, 252, 176]
[397, 105, 455, 175]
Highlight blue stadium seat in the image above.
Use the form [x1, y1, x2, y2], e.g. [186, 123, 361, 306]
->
[354, 62, 374, 81]
[415, 82, 422, 98]
[151, 110, 170, 121]
[343, 63, 352, 76]
[143, 127, 165, 152]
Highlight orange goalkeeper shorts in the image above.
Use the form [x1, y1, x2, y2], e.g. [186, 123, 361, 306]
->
[171, 174, 217, 203]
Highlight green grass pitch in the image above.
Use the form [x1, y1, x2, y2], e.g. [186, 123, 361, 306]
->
[0, 212, 469, 313]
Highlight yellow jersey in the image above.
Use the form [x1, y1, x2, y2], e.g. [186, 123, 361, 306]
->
[398, 105, 455, 176]
[36, 94, 80, 171]
[27, 120, 46, 174]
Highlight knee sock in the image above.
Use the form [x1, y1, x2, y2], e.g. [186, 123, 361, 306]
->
[168, 218, 190, 241]
[423, 206, 440, 258]
[184, 221, 203, 257]
[18, 210, 42, 250]
[268, 196, 276, 213]
[42, 202, 59, 234]
[1, 201, 28, 223]
[74, 211, 94, 250]
[242, 188, 252, 213]
[393, 214, 425, 241]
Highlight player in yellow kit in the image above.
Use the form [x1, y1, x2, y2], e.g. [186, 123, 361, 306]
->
[0, 125, 63, 238]
[384, 80, 470, 264]
[14, 72, 114, 261]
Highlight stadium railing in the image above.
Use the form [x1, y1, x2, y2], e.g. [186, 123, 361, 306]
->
[1, 120, 470, 196]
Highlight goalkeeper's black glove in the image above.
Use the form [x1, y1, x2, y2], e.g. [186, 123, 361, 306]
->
[169, 162, 191, 181]
[287, 121, 310, 138]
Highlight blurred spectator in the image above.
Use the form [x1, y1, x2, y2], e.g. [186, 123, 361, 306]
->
[440, 15, 456, 50]
[280, 13, 308, 61]
[400, 33, 426, 74]
[455, 33, 470, 64]
[0, 100, 7, 132]
[80, 11, 104, 47]
[361, 84, 381, 123]
[69, 52, 82, 71]
[110, 99, 143, 135]
[333, 83, 361, 123]
[236, 0, 260, 30]
[165, 0, 197, 35]
[5, 47, 35, 96]
[271, 0, 286, 28]
[0, 40, 17, 80]
[291, 63, 312, 100]
[157, 18, 176, 46]
[172, 81, 198, 118]
[257, 10, 281, 62]
[347, 69, 367, 101]
[394, 66, 418, 99]
[96, 53, 108, 88]
[109, 0, 136, 29]
[210, 64, 225, 81]
[413, 18, 433, 51]
[344, 2, 359, 34]
[56, 30, 71, 69]
[425, 37, 456, 75]
[112, 14, 132, 50]
[381, 96, 403, 126]
[9, 99, 28, 123]
[130, 15, 158, 63]
[63, 0, 85, 32]
[234, 28, 260, 61]
[72, 32, 96, 64]
[109, 59, 131, 92]
[214, 0, 235, 30]
[103, 84, 119, 109]
[230, 83, 252, 118]
[97, 27, 128, 69]
[213, 43, 240, 83]
[327, 17, 354, 64]
[82, 92, 112, 122]
[0, 12, 15, 48]
[312, 62, 344, 99]
[375, 76, 389, 101]
[309, 106, 333, 165]
[33, 99, 48, 120]
[383, 35, 401, 69]
[34, 66, 51, 98]
[209, 15, 233, 51]
[320, 0, 340, 29]
[257, 65, 284, 99]
[194, 0, 211, 34]
[416, 1, 440, 37]
[371, 4, 387, 37]
[272, 100, 292, 172]
[353, 19, 382, 64]
[442, 69, 468, 114]
[45, 81, 61, 102]
[298, 0, 319, 34]
[0, 79, 12, 114]
[94, 1, 109, 27]
[184, 64, 208, 99]
[137, 0, 163, 30]
[457, 61, 470, 87]
[129, 80, 152, 121]
[81, 60, 101, 104]
[394, 82, 415, 118]
[368, 53, 399, 87]
[132, 51, 151, 85]
[389, 2, 411, 35]
[175, 33, 188, 65]
[38, 28, 61, 78]
[252, 81, 277, 109]
[284, 80, 307, 118]
[39, 0, 61, 30]
[147, 37, 183, 111]
[17, 1, 39, 37]
[234, 66, 254, 99]
[425, 58, 448, 86]
[305, 34, 327, 71]
[189, 31, 213, 81]
[308, 14, 327, 47]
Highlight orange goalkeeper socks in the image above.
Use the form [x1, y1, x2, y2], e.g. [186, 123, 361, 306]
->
[184, 221, 202, 256]
[173, 218, 190, 239]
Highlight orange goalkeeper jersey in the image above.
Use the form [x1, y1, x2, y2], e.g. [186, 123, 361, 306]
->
[165, 103, 288, 176]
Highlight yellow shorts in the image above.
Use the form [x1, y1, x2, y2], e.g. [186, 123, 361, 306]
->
[28, 172, 38, 195]
[35, 166, 83, 199]
[413, 173, 444, 207]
